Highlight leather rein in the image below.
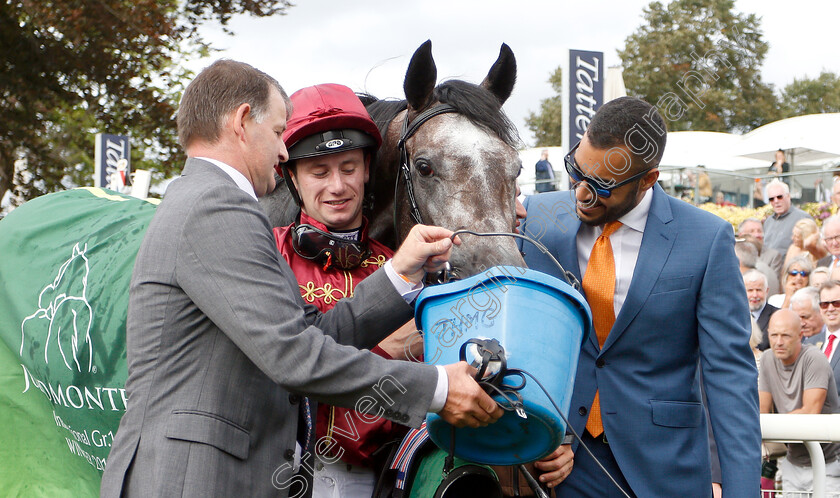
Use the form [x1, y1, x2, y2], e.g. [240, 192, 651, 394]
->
[392, 104, 458, 239]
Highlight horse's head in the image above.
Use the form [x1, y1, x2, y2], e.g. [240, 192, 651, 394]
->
[370, 40, 525, 278]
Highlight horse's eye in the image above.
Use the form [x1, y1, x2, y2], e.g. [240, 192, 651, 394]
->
[415, 160, 434, 177]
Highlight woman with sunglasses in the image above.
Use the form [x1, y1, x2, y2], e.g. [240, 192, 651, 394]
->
[768, 255, 814, 309]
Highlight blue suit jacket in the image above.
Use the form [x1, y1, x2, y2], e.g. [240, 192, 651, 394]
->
[519, 185, 760, 497]
[804, 328, 840, 396]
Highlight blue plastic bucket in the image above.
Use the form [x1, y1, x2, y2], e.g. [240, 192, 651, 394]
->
[416, 265, 591, 465]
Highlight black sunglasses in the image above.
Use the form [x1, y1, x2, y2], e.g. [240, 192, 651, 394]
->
[564, 142, 653, 198]
[768, 194, 785, 202]
[820, 299, 840, 310]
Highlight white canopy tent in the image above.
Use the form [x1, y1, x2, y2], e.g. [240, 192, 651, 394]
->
[604, 66, 627, 102]
[660, 131, 768, 171]
[735, 113, 840, 167]
[657, 114, 840, 204]
[655, 113, 840, 173]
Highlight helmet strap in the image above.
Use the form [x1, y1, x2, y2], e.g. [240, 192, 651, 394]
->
[281, 163, 303, 207]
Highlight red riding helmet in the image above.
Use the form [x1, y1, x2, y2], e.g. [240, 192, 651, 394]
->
[281, 84, 381, 164]
[278, 83, 382, 205]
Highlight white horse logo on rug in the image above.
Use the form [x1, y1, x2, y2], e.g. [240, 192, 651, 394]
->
[20, 242, 94, 372]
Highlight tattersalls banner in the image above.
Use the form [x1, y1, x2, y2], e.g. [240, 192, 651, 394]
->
[564, 49, 604, 155]
[94, 134, 131, 190]
[0, 188, 158, 495]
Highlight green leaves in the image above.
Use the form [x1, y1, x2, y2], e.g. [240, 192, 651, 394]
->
[781, 72, 840, 117]
[523, 0, 838, 150]
[1, 0, 292, 208]
[619, 0, 779, 133]
[525, 67, 563, 147]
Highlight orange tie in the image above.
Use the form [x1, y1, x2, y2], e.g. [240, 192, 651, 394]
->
[582, 221, 622, 437]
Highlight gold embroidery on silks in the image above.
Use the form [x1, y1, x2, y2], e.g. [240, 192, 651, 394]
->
[299, 281, 347, 305]
[345, 272, 353, 298]
[360, 254, 387, 269]
[298, 255, 386, 307]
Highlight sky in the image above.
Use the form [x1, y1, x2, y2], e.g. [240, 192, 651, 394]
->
[189, 0, 840, 147]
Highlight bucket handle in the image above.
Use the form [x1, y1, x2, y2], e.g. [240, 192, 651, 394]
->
[449, 230, 581, 290]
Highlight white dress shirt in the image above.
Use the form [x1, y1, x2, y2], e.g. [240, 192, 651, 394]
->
[577, 188, 653, 318]
[825, 330, 840, 362]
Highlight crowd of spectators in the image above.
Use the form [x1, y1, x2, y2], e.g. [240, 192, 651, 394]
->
[735, 179, 840, 495]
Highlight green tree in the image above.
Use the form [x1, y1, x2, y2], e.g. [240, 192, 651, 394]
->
[780, 71, 840, 117]
[0, 0, 292, 208]
[525, 67, 563, 147]
[618, 0, 779, 133]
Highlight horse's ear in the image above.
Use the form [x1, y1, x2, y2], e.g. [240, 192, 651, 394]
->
[404, 40, 437, 111]
[481, 43, 516, 105]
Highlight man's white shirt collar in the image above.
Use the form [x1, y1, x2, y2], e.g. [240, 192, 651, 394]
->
[195, 157, 258, 201]
[579, 186, 653, 238]
[616, 187, 653, 234]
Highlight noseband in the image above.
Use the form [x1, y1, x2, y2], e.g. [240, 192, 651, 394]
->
[394, 104, 458, 237]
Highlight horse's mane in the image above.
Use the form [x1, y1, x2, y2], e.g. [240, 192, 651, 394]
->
[359, 80, 521, 148]
[360, 97, 407, 140]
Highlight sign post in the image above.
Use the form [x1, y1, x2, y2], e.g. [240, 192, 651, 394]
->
[563, 49, 604, 159]
[94, 134, 130, 191]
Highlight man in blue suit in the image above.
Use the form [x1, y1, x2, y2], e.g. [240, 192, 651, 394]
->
[521, 97, 760, 496]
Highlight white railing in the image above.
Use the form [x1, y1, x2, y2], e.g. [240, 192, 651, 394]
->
[761, 413, 840, 497]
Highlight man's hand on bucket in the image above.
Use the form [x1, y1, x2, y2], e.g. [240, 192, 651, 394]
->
[439, 361, 504, 428]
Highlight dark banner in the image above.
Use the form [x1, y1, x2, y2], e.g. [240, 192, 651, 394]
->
[94, 134, 131, 189]
[566, 50, 604, 150]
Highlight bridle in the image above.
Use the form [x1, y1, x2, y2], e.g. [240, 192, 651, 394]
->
[393, 103, 458, 239]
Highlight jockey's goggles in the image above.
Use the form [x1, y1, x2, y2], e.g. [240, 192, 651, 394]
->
[564, 141, 654, 198]
[291, 223, 371, 271]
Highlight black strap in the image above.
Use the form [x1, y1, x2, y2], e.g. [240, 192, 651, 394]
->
[397, 104, 458, 150]
[459, 338, 508, 390]
[394, 104, 458, 233]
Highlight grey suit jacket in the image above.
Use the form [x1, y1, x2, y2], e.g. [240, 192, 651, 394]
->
[100, 159, 437, 497]
[804, 328, 840, 396]
[756, 260, 781, 296]
[759, 247, 784, 276]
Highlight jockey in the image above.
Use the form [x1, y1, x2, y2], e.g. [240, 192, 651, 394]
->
[272, 83, 419, 498]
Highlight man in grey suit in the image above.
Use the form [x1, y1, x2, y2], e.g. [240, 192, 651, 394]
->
[100, 60, 502, 497]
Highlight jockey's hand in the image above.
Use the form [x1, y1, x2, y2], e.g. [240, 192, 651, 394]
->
[534, 444, 574, 488]
[391, 224, 461, 283]
[438, 362, 503, 428]
[376, 320, 423, 361]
